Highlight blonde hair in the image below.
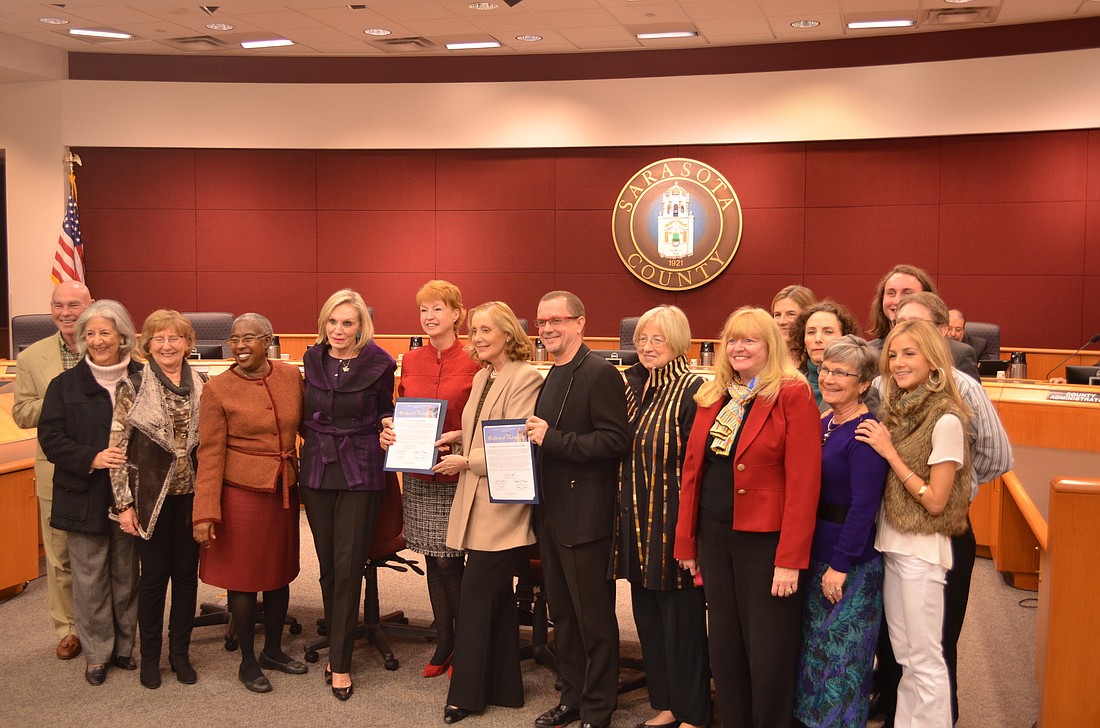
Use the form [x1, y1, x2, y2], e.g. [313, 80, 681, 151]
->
[416, 279, 466, 334]
[140, 310, 195, 358]
[316, 289, 374, 355]
[467, 301, 533, 364]
[695, 307, 808, 407]
[771, 284, 815, 313]
[880, 319, 968, 425]
[633, 305, 691, 358]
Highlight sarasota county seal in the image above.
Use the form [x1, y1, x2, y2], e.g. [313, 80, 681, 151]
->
[612, 158, 742, 291]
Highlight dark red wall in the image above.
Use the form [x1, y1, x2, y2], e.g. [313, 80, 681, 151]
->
[75, 129, 1100, 348]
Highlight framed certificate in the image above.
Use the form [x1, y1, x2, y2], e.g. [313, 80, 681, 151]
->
[482, 418, 539, 504]
[383, 398, 447, 475]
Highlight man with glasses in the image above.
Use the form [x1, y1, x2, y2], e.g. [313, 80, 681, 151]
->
[525, 291, 630, 728]
[13, 280, 94, 660]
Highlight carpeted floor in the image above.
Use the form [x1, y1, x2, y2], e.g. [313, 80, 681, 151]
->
[0, 511, 1038, 727]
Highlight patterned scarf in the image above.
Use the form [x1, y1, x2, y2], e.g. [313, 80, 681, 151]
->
[709, 376, 757, 456]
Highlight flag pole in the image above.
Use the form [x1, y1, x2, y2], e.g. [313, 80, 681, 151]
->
[64, 150, 82, 201]
[51, 150, 86, 284]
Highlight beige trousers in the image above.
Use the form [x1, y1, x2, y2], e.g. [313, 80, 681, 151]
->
[38, 497, 77, 639]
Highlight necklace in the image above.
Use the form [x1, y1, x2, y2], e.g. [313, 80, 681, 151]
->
[822, 407, 864, 446]
[336, 358, 350, 374]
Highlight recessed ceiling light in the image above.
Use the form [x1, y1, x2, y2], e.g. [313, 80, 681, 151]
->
[39, 17, 69, 25]
[515, 34, 542, 42]
[636, 30, 699, 40]
[446, 40, 502, 50]
[69, 28, 134, 40]
[790, 20, 820, 29]
[943, 0, 974, 3]
[468, 2, 499, 10]
[363, 28, 392, 36]
[205, 22, 234, 31]
[240, 38, 295, 49]
[847, 19, 916, 29]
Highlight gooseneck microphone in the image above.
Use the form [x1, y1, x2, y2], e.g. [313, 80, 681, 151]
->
[1044, 333, 1100, 380]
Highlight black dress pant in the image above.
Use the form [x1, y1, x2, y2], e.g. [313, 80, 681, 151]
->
[301, 487, 380, 674]
[877, 522, 975, 727]
[631, 582, 712, 726]
[136, 492, 199, 659]
[447, 547, 526, 712]
[539, 532, 619, 727]
[696, 514, 803, 728]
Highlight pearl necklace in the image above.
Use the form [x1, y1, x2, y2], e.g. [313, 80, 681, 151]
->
[822, 406, 864, 446]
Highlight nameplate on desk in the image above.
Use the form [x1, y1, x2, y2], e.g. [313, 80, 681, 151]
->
[1047, 391, 1100, 404]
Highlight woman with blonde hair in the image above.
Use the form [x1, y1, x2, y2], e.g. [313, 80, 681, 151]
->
[381, 280, 481, 678]
[612, 305, 710, 728]
[300, 288, 396, 701]
[855, 319, 971, 728]
[674, 306, 821, 727]
[772, 284, 816, 365]
[437, 301, 543, 724]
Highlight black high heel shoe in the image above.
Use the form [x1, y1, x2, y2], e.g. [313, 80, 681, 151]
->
[324, 665, 332, 684]
[332, 683, 353, 701]
[444, 706, 473, 724]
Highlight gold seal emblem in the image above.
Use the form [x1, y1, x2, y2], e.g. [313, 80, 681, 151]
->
[612, 158, 742, 291]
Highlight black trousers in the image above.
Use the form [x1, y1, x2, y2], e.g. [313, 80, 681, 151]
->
[539, 532, 619, 727]
[631, 582, 712, 726]
[696, 514, 803, 728]
[447, 547, 526, 712]
[877, 522, 976, 727]
[136, 492, 199, 660]
[301, 487, 380, 674]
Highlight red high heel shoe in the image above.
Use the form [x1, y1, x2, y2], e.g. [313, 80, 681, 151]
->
[423, 652, 453, 678]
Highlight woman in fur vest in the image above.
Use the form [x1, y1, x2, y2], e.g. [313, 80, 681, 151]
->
[855, 319, 971, 728]
[110, 310, 205, 690]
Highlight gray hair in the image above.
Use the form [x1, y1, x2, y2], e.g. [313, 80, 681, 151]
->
[821, 335, 878, 384]
[75, 300, 138, 358]
[233, 312, 273, 338]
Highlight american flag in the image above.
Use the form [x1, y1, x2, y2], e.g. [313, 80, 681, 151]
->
[51, 176, 85, 284]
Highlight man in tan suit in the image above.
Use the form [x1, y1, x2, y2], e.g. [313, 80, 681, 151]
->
[13, 280, 93, 659]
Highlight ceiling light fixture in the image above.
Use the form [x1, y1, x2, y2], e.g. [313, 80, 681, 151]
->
[363, 28, 392, 36]
[69, 28, 134, 39]
[468, 2, 499, 10]
[205, 22, 234, 31]
[515, 34, 542, 42]
[446, 40, 502, 50]
[39, 17, 69, 25]
[790, 20, 820, 29]
[943, 0, 974, 3]
[636, 30, 699, 40]
[847, 19, 916, 29]
[240, 38, 295, 49]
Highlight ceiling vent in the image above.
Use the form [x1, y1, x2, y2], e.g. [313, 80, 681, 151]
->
[162, 35, 231, 51]
[921, 6, 999, 26]
[367, 36, 439, 52]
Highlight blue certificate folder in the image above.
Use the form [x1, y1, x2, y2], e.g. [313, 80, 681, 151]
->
[482, 418, 540, 505]
[383, 398, 447, 475]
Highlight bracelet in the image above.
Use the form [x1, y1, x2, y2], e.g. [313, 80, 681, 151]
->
[901, 471, 916, 485]
[916, 484, 929, 500]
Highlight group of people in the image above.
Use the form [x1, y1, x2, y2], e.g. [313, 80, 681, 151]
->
[14, 265, 1012, 728]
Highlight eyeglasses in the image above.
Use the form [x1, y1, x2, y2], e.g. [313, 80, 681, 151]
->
[150, 336, 183, 345]
[818, 366, 858, 380]
[227, 334, 268, 346]
[636, 335, 666, 348]
[536, 316, 580, 328]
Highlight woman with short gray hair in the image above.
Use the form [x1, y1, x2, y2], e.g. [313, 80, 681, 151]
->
[38, 299, 142, 686]
[795, 335, 888, 727]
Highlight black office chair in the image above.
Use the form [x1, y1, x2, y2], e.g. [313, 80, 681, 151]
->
[11, 314, 57, 355]
[619, 316, 641, 350]
[182, 311, 234, 358]
[965, 321, 1001, 360]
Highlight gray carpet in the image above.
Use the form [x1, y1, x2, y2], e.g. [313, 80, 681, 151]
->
[0, 511, 1038, 727]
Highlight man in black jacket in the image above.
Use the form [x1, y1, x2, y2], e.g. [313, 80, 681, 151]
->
[525, 291, 630, 728]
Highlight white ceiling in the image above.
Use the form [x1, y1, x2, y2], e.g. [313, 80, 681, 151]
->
[0, 0, 1098, 58]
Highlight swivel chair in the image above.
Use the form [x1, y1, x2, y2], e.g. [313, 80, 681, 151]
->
[11, 314, 57, 355]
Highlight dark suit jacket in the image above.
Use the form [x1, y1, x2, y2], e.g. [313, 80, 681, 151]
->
[961, 332, 991, 362]
[39, 358, 142, 535]
[869, 335, 980, 382]
[534, 344, 630, 547]
[674, 380, 822, 570]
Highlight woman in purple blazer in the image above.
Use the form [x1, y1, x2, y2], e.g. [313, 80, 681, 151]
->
[300, 289, 396, 701]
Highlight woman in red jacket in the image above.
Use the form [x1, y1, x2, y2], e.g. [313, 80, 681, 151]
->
[675, 306, 822, 728]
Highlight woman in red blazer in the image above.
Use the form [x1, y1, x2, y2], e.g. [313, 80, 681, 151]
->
[674, 306, 821, 728]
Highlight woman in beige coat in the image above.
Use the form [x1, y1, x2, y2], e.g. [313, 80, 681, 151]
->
[435, 301, 543, 724]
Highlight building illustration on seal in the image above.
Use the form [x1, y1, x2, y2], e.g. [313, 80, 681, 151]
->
[657, 182, 694, 260]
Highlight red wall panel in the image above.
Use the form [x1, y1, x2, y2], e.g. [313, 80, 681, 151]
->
[77, 129, 1100, 348]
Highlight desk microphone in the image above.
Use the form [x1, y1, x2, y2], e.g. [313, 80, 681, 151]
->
[1044, 333, 1100, 379]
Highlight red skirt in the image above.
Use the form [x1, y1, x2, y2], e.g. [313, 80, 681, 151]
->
[199, 483, 300, 592]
